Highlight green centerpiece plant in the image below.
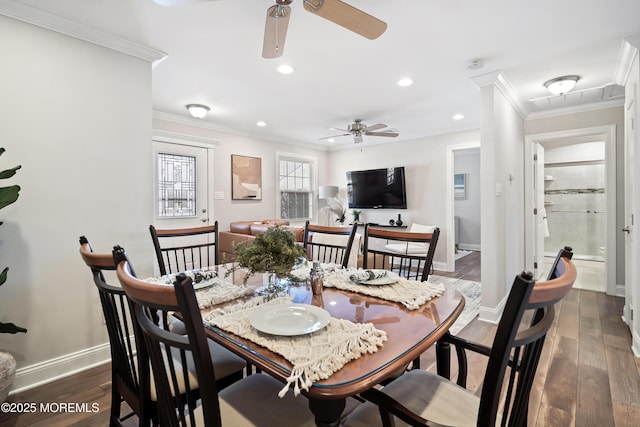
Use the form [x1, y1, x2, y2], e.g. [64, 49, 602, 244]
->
[229, 226, 307, 287]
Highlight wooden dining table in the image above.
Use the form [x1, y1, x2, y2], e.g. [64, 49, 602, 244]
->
[198, 265, 465, 427]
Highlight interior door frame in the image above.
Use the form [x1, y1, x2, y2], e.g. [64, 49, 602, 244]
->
[524, 125, 618, 296]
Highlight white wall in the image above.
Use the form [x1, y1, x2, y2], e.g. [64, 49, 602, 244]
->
[325, 130, 481, 269]
[152, 116, 330, 230]
[0, 16, 155, 391]
[477, 79, 526, 320]
[454, 151, 481, 248]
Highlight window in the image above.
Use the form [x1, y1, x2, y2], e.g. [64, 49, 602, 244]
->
[277, 153, 316, 221]
[157, 152, 196, 217]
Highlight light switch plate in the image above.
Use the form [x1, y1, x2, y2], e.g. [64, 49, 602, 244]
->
[214, 191, 224, 200]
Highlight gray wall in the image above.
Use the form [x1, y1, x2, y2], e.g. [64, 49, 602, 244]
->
[454, 151, 481, 249]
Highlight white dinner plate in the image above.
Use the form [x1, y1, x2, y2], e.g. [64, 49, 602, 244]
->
[248, 304, 331, 336]
[353, 271, 400, 286]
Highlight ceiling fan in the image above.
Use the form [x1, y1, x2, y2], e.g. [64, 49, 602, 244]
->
[321, 119, 399, 144]
[153, 0, 387, 58]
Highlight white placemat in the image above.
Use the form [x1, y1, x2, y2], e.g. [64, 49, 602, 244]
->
[322, 268, 445, 310]
[144, 272, 254, 309]
[203, 296, 387, 397]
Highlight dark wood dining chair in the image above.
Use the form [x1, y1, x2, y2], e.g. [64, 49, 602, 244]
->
[79, 236, 153, 427]
[303, 221, 358, 268]
[149, 223, 219, 276]
[81, 238, 246, 426]
[362, 224, 440, 282]
[114, 255, 315, 427]
[343, 257, 577, 427]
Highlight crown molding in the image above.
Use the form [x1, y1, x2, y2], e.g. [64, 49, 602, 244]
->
[471, 71, 529, 120]
[526, 98, 624, 120]
[0, 0, 166, 64]
[614, 34, 640, 85]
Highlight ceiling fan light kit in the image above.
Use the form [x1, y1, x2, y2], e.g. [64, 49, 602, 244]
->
[544, 75, 580, 95]
[186, 104, 210, 118]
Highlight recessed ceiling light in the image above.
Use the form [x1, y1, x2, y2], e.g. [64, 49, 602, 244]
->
[397, 78, 413, 87]
[327, 138, 335, 143]
[256, 121, 266, 127]
[452, 113, 465, 120]
[277, 64, 294, 74]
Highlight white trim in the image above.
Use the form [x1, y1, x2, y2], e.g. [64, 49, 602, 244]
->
[478, 294, 508, 324]
[524, 125, 617, 296]
[152, 129, 219, 148]
[10, 343, 111, 395]
[459, 243, 481, 251]
[527, 98, 624, 120]
[0, 0, 166, 64]
[432, 261, 447, 271]
[614, 35, 640, 86]
[471, 71, 529, 119]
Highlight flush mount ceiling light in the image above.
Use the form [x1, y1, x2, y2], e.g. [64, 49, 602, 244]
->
[543, 75, 580, 96]
[277, 64, 294, 74]
[256, 121, 267, 127]
[186, 104, 210, 119]
[397, 77, 413, 87]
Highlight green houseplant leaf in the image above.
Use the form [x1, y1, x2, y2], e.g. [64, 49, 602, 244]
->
[0, 148, 26, 333]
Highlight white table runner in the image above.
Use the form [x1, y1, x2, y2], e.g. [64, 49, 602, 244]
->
[203, 296, 387, 397]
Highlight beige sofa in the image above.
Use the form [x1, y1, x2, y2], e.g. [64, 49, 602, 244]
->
[218, 219, 305, 262]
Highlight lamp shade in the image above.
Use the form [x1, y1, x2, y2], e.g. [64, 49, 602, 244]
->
[318, 185, 339, 199]
[544, 75, 579, 96]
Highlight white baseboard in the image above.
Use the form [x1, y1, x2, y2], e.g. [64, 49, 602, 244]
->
[432, 261, 447, 271]
[458, 243, 481, 251]
[10, 343, 111, 395]
[614, 283, 625, 298]
[478, 294, 507, 324]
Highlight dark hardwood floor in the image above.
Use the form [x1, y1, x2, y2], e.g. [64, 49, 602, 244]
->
[2, 251, 638, 426]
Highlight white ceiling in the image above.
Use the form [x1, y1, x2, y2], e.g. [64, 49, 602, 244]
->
[5, 0, 640, 149]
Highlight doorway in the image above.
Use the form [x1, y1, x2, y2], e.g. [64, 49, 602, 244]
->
[446, 142, 481, 273]
[525, 125, 617, 295]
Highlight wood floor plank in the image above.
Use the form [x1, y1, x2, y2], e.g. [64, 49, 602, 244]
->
[541, 335, 579, 414]
[604, 334, 640, 407]
[577, 364, 615, 426]
[613, 401, 640, 427]
[535, 402, 575, 427]
[579, 315, 607, 368]
[556, 289, 580, 340]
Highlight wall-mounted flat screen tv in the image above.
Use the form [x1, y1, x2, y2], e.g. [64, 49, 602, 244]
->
[346, 167, 407, 209]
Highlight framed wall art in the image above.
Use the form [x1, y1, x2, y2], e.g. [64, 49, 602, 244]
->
[231, 154, 262, 200]
[454, 173, 466, 200]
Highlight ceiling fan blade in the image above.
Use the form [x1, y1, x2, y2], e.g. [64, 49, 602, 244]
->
[364, 123, 387, 132]
[262, 5, 291, 58]
[319, 133, 350, 140]
[354, 134, 364, 144]
[153, 0, 217, 6]
[365, 131, 399, 137]
[303, 0, 387, 40]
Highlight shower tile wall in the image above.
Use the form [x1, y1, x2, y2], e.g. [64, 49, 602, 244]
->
[543, 141, 605, 260]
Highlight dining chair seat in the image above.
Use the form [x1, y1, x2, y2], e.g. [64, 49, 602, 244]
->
[344, 368, 494, 427]
[138, 338, 247, 400]
[190, 373, 317, 426]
